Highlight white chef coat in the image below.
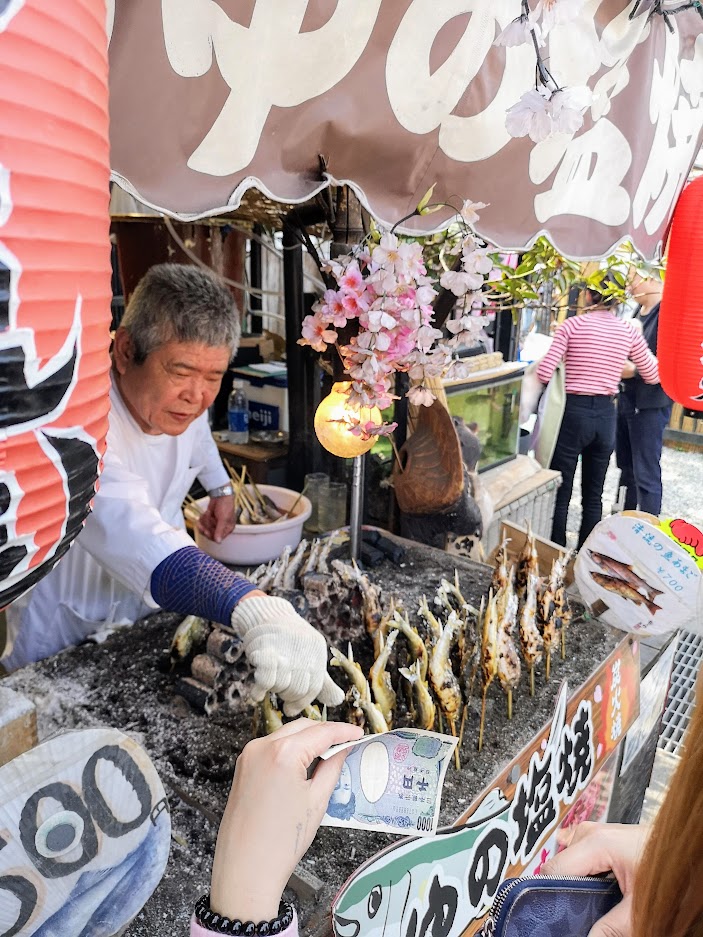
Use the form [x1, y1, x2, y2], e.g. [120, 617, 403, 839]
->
[2, 378, 230, 670]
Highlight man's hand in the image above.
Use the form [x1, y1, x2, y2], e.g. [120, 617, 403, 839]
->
[231, 595, 345, 716]
[540, 822, 649, 937]
[210, 720, 364, 922]
[198, 494, 236, 543]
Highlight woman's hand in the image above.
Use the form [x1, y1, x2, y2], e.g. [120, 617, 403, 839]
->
[540, 822, 649, 937]
[210, 719, 364, 923]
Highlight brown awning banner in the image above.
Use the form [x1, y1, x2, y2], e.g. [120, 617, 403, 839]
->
[107, 1, 703, 259]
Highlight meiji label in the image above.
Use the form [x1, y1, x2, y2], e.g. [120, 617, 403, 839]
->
[250, 402, 279, 430]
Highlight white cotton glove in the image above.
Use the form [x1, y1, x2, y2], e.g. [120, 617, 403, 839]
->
[231, 596, 345, 717]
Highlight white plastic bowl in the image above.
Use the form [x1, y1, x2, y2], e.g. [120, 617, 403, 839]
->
[193, 485, 312, 565]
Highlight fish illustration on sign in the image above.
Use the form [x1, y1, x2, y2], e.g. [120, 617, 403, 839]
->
[589, 572, 662, 616]
[0, 727, 170, 936]
[587, 551, 663, 603]
[333, 792, 514, 937]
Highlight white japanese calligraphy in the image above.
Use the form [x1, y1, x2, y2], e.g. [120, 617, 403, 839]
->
[386, 0, 533, 162]
[161, 0, 382, 176]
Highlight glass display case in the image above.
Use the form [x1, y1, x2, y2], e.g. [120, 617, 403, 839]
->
[444, 363, 525, 472]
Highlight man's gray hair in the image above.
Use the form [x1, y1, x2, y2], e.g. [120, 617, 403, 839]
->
[121, 263, 240, 363]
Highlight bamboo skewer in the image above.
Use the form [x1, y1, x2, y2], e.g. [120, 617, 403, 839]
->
[184, 494, 204, 518]
[507, 688, 513, 721]
[478, 687, 488, 753]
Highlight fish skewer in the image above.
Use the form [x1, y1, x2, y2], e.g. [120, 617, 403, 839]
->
[369, 630, 398, 729]
[516, 522, 539, 600]
[495, 571, 520, 719]
[536, 578, 558, 682]
[428, 610, 463, 766]
[479, 590, 499, 752]
[390, 610, 429, 681]
[491, 538, 511, 595]
[330, 643, 369, 698]
[400, 660, 436, 731]
[519, 573, 543, 696]
[459, 593, 482, 750]
[261, 692, 284, 734]
[350, 686, 387, 734]
[418, 594, 443, 647]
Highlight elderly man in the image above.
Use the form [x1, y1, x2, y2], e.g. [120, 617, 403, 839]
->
[3, 264, 343, 716]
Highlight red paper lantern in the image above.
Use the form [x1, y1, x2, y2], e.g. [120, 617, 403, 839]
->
[0, 0, 112, 608]
[658, 175, 703, 412]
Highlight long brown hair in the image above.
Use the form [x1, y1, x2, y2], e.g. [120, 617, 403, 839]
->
[633, 670, 703, 937]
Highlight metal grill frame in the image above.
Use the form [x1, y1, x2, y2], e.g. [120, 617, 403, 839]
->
[659, 630, 703, 754]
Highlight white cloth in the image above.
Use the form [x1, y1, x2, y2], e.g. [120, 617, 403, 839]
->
[3, 379, 229, 670]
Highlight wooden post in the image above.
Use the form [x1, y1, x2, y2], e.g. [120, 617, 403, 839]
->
[0, 686, 37, 767]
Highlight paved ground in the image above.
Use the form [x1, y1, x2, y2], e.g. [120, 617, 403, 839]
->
[565, 444, 703, 550]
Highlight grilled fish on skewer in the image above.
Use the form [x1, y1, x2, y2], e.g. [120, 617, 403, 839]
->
[479, 590, 499, 751]
[331, 559, 382, 636]
[261, 692, 284, 734]
[588, 550, 662, 602]
[428, 610, 463, 740]
[330, 643, 369, 697]
[372, 597, 398, 659]
[400, 660, 436, 731]
[170, 614, 209, 664]
[536, 577, 558, 681]
[370, 630, 398, 728]
[302, 539, 322, 577]
[350, 686, 388, 734]
[496, 577, 521, 719]
[316, 536, 335, 574]
[346, 687, 365, 728]
[282, 539, 308, 590]
[272, 546, 292, 589]
[590, 572, 662, 616]
[519, 573, 543, 696]
[418, 594, 443, 647]
[390, 611, 429, 681]
[516, 523, 539, 599]
[491, 538, 511, 595]
[302, 703, 325, 721]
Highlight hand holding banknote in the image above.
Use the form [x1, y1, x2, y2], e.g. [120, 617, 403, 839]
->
[320, 728, 458, 836]
[210, 719, 363, 924]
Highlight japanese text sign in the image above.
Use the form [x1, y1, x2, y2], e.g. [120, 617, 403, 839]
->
[575, 514, 703, 636]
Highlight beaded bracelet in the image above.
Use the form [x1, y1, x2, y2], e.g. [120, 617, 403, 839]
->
[194, 894, 294, 936]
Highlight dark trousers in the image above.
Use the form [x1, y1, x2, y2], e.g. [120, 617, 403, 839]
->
[616, 395, 672, 515]
[549, 395, 616, 548]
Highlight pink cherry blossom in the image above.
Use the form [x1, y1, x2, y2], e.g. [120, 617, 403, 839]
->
[339, 260, 365, 294]
[407, 385, 436, 407]
[299, 314, 337, 352]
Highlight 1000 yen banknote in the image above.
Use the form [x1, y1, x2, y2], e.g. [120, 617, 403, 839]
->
[320, 728, 458, 836]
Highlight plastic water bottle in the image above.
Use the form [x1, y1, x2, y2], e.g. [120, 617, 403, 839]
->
[227, 381, 250, 444]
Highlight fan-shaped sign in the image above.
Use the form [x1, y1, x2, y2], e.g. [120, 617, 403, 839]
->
[0, 727, 171, 935]
[0, 0, 112, 609]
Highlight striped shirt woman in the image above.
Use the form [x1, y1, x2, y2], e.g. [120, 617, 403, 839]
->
[537, 294, 659, 548]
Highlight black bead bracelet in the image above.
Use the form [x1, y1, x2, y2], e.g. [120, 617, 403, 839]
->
[194, 894, 294, 936]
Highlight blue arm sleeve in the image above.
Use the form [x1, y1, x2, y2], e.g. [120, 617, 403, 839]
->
[150, 546, 258, 626]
